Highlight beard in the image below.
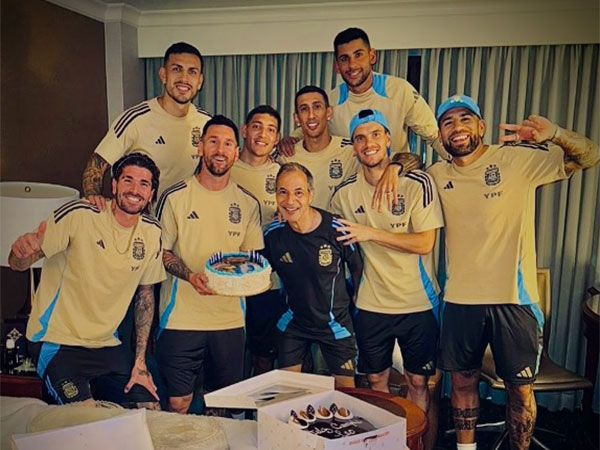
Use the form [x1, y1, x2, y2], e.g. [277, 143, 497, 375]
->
[342, 67, 371, 89]
[165, 84, 196, 105]
[115, 192, 148, 215]
[205, 156, 233, 177]
[443, 133, 481, 158]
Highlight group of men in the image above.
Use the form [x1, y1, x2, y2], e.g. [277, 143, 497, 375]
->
[9, 26, 599, 450]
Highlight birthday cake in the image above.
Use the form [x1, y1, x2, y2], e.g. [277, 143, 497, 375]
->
[205, 251, 272, 296]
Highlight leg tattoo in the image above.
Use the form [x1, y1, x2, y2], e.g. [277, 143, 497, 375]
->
[452, 407, 480, 431]
[506, 384, 536, 450]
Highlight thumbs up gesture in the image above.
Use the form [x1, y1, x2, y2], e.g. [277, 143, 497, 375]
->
[11, 221, 47, 259]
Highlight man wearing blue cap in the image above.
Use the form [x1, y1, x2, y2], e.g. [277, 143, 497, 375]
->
[331, 108, 443, 415]
[428, 94, 599, 450]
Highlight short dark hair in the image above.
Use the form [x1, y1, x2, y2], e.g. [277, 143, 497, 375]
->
[112, 153, 161, 201]
[294, 85, 329, 112]
[163, 42, 204, 74]
[276, 162, 314, 193]
[333, 27, 370, 57]
[245, 105, 281, 132]
[202, 114, 239, 144]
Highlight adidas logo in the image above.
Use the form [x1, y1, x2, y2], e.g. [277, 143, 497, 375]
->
[515, 366, 533, 379]
[340, 359, 354, 371]
[155, 136, 166, 145]
[96, 239, 105, 249]
[280, 252, 293, 263]
[443, 181, 454, 190]
[421, 361, 435, 371]
[354, 205, 365, 214]
[187, 211, 199, 219]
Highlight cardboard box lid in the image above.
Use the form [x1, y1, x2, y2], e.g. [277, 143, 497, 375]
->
[11, 409, 154, 450]
[204, 370, 335, 409]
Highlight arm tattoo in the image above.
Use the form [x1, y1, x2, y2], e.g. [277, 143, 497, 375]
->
[8, 249, 45, 272]
[554, 128, 600, 170]
[82, 153, 110, 197]
[391, 152, 423, 173]
[134, 285, 154, 362]
[162, 250, 191, 281]
[452, 407, 480, 431]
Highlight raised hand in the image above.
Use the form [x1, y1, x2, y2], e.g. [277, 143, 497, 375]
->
[499, 115, 558, 144]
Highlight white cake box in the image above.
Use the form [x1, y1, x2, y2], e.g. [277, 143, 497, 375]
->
[204, 370, 406, 449]
[204, 369, 334, 409]
[11, 409, 154, 450]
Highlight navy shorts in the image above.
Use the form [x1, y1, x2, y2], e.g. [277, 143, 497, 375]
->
[439, 302, 544, 384]
[28, 341, 156, 404]
[156, 328, 245, 397]
[353, 308, 438, 376]
[246, 289, 286, 358]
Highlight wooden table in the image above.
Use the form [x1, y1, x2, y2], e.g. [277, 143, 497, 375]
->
[0, 374, 43, 399]
[339, 387, 427, 450]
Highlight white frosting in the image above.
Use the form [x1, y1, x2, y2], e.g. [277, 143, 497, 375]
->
[205, 251, 272, 296]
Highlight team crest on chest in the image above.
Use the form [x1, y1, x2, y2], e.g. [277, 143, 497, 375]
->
[229, 203, 242, 224]
[132, 237, 145, 260]
[265, 174, 276, 194]
[329, 159, 343, 179]
[191, 126, 202, 147]
[318, 244, 333, 267]
[392, 195, 405, 216]
[484, 164, 501, 186]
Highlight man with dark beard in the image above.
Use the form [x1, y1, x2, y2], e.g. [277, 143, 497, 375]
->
[427, 94, 600, 450]
[83, 42, 211, 205]
[155, 115, 263, 414]
[9, 153, 165, 408]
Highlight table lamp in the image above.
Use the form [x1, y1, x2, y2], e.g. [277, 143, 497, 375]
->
[1, 182, 80, 309]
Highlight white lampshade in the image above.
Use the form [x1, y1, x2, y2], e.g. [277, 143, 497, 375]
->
[0, 182, 80, 268]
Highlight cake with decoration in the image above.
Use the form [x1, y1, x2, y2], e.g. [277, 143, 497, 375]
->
[205, 251, 272, 296]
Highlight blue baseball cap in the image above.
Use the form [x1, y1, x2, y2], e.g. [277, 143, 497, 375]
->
[349, 109, 391, 140]
[436, 94, 482, 122]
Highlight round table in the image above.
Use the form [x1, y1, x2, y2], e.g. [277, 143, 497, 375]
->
[338, 387, 427, 450]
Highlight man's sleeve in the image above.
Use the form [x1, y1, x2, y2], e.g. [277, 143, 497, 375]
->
[158, 197, 178, 251]
[512, 142, 568, 186]
[40, 201, 84, 259]
[93, 112, 138, 166]
[329, 189, 344, 217]
[406, 172, 444, 232]
[140, 234, 167, 285]
[391, 78, 439, 144]
[241, 203, 264, 251]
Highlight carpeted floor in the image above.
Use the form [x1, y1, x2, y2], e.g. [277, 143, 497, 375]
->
[434, 397, 598, 450]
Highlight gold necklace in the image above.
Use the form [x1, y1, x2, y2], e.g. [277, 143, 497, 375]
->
[111, 212, 140, 255]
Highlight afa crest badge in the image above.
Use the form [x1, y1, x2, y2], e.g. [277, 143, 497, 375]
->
[392, 195, 405, 216]
[229, 203, 242, 224]
[61, 381, 79, 399]
[265, 174, 276, 194]
[484, 164, 501, 186]
[191, 126, 202, 148]
[132, 238, 145, 260]
[318, 244, 333, 267]
[329, 159, 343, 179]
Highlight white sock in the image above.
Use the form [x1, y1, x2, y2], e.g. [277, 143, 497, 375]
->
[457, 443, 477, 450]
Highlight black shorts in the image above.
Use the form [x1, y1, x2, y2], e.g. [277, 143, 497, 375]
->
[353, 308, 438, 376]
[155, 328, 245, 397]
[439, 302, 544, 384]
[277, 323, 357, 377]
[246, 289, 286, 358]
[28, 341, 156, 404]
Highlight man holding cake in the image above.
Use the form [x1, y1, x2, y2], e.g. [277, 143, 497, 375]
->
[155, 115, 263, 414]
[330, 109, 443, 416]
[230, 105, 285, 375]
[262, 162, 364, 388]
